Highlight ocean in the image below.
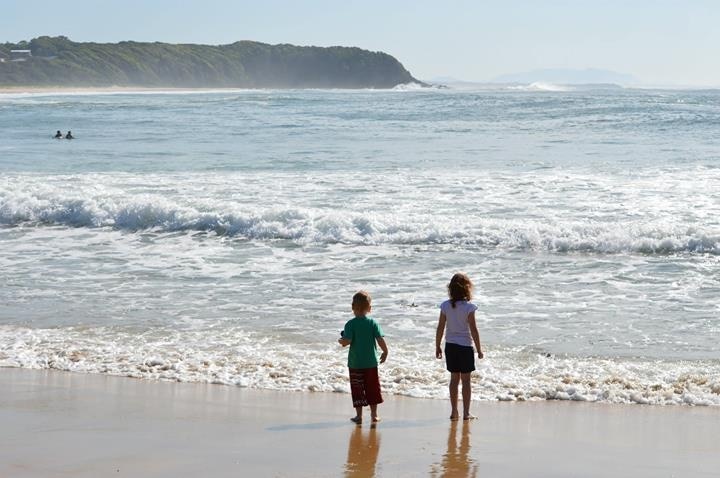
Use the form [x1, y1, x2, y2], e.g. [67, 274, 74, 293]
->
[1, 86, 719, 406]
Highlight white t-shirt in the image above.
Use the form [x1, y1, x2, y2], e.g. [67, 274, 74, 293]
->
[440, 300, 478, 347]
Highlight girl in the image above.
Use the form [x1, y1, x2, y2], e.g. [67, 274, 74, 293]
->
[435, 273, 484, 420]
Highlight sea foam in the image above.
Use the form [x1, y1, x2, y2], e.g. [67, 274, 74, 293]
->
[1, 325, 718, 406]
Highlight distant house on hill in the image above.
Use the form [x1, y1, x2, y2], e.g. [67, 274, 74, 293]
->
[10, 49, 32, 61]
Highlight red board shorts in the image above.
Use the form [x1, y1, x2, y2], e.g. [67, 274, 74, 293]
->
[349, 367, 383, 407]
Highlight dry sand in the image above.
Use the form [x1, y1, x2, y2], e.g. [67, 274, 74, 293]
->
[0, 368, 717, 477]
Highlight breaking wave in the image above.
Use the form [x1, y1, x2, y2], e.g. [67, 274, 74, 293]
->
[391, 82, 431, 91]
[1, 187, 718, 254]
[507, 82, 573, 92]
[2, 190, 718, 254]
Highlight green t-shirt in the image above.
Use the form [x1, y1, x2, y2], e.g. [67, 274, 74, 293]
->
[343, 315, 384, 369]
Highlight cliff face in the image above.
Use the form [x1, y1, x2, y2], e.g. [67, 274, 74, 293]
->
[0, 36, 421, 89]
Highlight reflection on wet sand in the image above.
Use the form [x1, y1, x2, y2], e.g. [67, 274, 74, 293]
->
[432, 420, 478, 477]
[345, 425, 380, 477]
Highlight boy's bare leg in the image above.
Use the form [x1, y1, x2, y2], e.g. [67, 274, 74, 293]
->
[461, 373, 475, 419]
[449, 372, 460, 420]
[370, 404, 381, 422]
[351, 406, 362, 424]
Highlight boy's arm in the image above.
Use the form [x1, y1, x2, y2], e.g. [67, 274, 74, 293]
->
[435, 312, 446, 359]
[376, 337, 388, 363]
[339, 323, 351, 346]
[467, 311, 483, 359]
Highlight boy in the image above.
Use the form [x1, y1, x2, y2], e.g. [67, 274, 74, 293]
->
[339, 291, 388, 424]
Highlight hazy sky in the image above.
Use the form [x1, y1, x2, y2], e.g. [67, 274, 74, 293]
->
[2, 0, 718, 86]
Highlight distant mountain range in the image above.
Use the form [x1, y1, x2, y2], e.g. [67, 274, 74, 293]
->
[0, 36, 422, 89]
[430, 69, 638, 87]
[492, 68, 637, 85]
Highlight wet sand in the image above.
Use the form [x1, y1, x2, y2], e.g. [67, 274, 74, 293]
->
[0, 368, 718, 477]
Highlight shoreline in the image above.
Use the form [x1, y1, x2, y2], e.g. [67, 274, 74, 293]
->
[0, 86, 260, 95]
[0, 85, 422, 95]
[1, 367, 718, 477]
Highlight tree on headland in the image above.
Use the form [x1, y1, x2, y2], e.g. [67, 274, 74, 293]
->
[0, 36, 422, 89]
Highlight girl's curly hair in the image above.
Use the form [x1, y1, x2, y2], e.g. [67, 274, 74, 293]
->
[448, 273, 473, 308]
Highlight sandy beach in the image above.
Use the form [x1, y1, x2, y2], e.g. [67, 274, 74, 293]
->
[0, 86, 251, 95]
[0, 368, 717, 477]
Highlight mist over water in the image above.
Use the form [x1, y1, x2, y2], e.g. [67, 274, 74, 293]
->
[1, 88, 719, 405]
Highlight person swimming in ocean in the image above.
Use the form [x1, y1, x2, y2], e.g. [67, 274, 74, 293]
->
[54, 130, 63, 139]
[65, 131, 74, 139]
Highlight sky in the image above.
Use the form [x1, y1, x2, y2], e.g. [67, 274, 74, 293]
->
[1, 0, 718, 86]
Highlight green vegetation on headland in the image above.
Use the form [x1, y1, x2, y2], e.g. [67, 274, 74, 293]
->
[0, 36, 422, 89]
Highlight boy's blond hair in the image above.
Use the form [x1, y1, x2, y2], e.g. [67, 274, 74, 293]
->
[352, 290, 372, 310]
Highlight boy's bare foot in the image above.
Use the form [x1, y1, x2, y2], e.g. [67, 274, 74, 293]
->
[449, 414, 459, 421]
[463, 414, 477, 420]
[350, 416, 362, 424]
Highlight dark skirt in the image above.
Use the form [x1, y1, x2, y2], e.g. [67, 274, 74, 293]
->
[445, 342, 476, 373]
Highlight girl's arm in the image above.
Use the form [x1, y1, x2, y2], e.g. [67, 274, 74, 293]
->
[467, 311, 483, 359]
[435, 312, 446, 359]
[376, 337, 388, 363]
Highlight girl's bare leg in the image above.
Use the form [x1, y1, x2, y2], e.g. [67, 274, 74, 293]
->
[461, 373, 475, 419]
[449, 372, 460, 420]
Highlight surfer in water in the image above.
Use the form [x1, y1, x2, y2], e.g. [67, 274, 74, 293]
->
[54, 130, 63, 139]
[65, 131, 74, 139]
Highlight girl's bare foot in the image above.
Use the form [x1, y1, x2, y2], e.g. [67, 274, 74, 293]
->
[350, 416, 362, 424]
[450, 413, 459, 421]
[371, 416, 381, 423]
[463, 414, 477, 420]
